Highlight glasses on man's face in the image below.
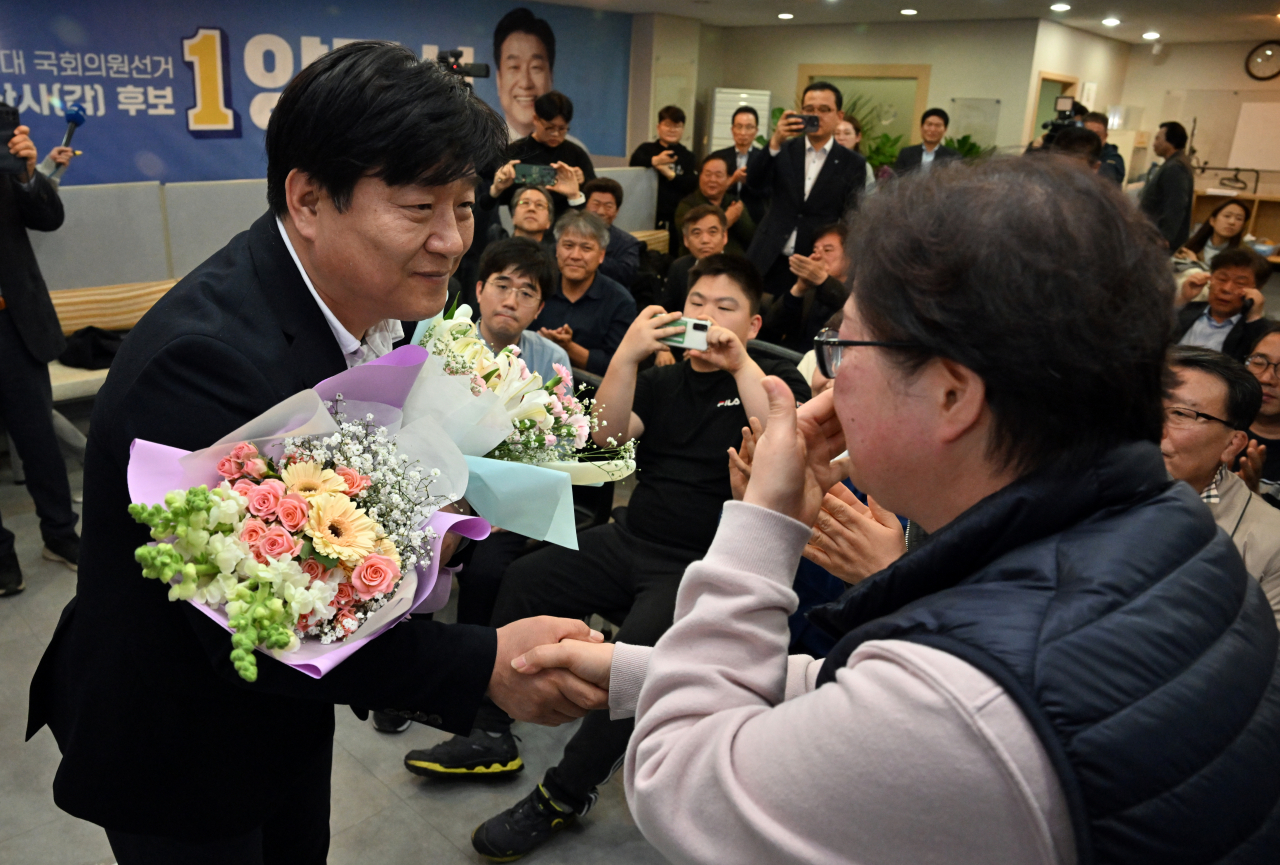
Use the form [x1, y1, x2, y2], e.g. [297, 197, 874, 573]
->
[1245, 354, 1280, 379]
[813, 328, 924, 379]
[1163, 405, 1237, 430]
[802, 104, 836, 114]
[541, 124, 569, 135]
[486, 281, 541, 307]
[732, 123, 757, 133]
[517, 198, 548, 212]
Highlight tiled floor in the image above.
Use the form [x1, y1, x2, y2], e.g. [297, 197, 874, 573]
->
[0, 465, 664, 865]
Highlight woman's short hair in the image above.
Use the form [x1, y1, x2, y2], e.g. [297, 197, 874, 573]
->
[266, 41, 506, 215]
[847, 156, 1174, 475]
[534, 91, 573, 124]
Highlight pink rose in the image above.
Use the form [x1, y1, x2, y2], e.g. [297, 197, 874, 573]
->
[335, 609, 360, 635]
[246, 479, 286, 519]
[335, 466, 371, 496]
[229, 442, 259, 462]
[350, 553, 401, 600]
[300, 558, 327, 582]
[240, 517, 268, 547]
[243, 457, 270, 480]
[544, 434, 557, 447]
[258, 525, 303, 562]
[296, 613, 312, 633]
[333, 582, 356, 608]
[232, 478, 257, 499]
[276, 493, 310, 532]
[568, 414, 590, 448]
[216, 456, 241, 480]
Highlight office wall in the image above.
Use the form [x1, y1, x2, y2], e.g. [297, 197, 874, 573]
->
[693, 24, 728, 156]
[1025, 19, 1130, 139]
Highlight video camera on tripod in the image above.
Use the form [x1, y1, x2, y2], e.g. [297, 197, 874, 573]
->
[1040, 95, 1082, 147]
[437, 49, 489, 80]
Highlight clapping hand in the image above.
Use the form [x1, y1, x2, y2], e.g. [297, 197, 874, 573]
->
[8, 124, 37, 182]
[539, 323, 575, 349]
[489, 616, 609, 725]
[728, 418, 764, 501]
[724, 199, 745, 227]
[788, 253, 829, 295]
[803, 484, 905, 585]
[729, 166, 747, 187]
[1237, 439, 1267, 494]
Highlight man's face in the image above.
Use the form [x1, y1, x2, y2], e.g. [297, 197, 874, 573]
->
[699, 159, 729, 201]
[801, 89, 842, 140]
[834, 120, 859, 150]
[1207, 265, 1256, 319]
[812, 231, 848, 281]
[1161, 367, 1243, 488]
[921, 116, 947, 146]
[657, 119, 684, 147]
[1153, 126, 1172, 158]
[556, 229, 605, 283]
[1247, 333, 1280, 422]
[477, 265, 544, 344]
[731, 112, 757, 150]
[684, 273, 761, 345]
[532, 114, 569, 148]
[304, 174, 473, 323]
[684, 215, 728, 259]
[1084, 120, 1108, 144]
[511, 189, 552, 236]
[496, 32, 552, 137]
[585, 192, 618, 227]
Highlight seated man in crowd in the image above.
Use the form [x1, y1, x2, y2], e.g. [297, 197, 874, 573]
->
[759, 222, 850, 353]
[483, 91, 593, 217]
[674, 154, 755, 257]
[1163, 347, 1280, 624]
[708, 105, 768, 221]
[629, 105, 698, 254]
[662, 203, 729, 313]
[893, 107, 960, 174]
[531, 210, 637, 376]
[1082, 111, 1125, 185]
[475, 237, 567, 380]
[1242, 323, 1280, 505]
[404, 254, 809, 860]
[1174, 247, 1271, 361]
[583, 177, 641, 287]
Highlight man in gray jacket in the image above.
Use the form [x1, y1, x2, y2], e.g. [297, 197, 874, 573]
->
[1140, 121, 1194, 248]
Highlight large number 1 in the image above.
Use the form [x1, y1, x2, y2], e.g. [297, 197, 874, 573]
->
[183, 27, 241, 137]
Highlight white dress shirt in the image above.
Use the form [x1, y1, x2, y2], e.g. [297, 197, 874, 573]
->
[921, 145, 938, 171]
[767, 137, 833, 257]
[276, 218, 403, 368]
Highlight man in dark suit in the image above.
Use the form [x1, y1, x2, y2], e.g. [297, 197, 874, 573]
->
[709, 105, 768, 222]
[893, 107, 961, 175]
[745, 81, 867, 300]
[1141, 121, 1195, 249]
[1173, 248, 1272, 362]
[25, 43, 606, 865]
[0, 117, 80, 596]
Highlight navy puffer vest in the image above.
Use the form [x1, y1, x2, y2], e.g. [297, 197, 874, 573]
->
[812, 442, 1280, 864]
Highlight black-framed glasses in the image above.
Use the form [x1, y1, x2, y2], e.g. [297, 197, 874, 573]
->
[813, 328, 925, 379]
[1244, 354, 1280, 379]
[1164, 405, 1238, 430]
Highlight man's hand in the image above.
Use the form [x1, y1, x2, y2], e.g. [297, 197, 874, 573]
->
[770, 111, 805, 151]
[685, 316, 751, 374]
[512, 640, 615, 692]
[489, 616, 608, 725]
[48, 145, 76, 168]
[803, 484, 905, 585]
[491, 159, 520, 197]
[9, 125, 37, 182]
[651, 149, 678, 168]
[1237, 439, 1267, 494]
[1179, 271, 1209, 305]
[728, 418, 764, 502]
[654, 346, 676, 367]
[1245, 287, 1267, 322]
[728, 166, 747, 187]
[788, 253, 829, 296]
[570, 165, 586, 185]
[741, 382, 848, 526]
[539, 324, 575, 349]
[548, 161, 580, 199]
[724, 199, 745, 227]
[617, 306, 684, 366]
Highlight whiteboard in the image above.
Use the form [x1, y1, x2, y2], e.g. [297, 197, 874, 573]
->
[1227, 103, 1280, 171]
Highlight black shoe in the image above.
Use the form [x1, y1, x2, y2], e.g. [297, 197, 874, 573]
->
[471, 784, 577, 861]
[404, 728, 523, 778]
[372, 711, 412, 733]
[0, 551, 24, 597]
[42, 535, 78, 573]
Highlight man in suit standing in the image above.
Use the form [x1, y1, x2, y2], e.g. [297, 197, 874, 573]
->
[745, 82, 867, 301]
[25, 43, 607, 865]
[709, 105, 768, 222]
[0, 117, 80, 596]
[1141, 121, 1195, 250]
[893, 108, 961, 175]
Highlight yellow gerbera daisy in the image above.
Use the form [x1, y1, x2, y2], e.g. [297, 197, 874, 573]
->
[376, 537, 403, 569]
[282, 461, 348, 499]
[306, 493, 378, 564]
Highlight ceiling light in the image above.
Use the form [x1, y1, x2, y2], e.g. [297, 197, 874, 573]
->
[778, 12, 794, 18]
[1102, 17, 1120, 26]
[1142, 31, 1160, 40]
[1050, 3, 1070, 11]
[900, 9, 918, 15]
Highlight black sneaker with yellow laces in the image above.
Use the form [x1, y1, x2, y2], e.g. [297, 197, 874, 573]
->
[470, 784, 577, 861]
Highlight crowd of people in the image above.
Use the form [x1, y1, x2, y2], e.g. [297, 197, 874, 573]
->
[5, 33, 1280, 865]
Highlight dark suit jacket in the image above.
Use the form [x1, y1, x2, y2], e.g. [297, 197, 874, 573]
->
[744, 138, 866, 272]
[0, 171, 66, 362]
[709, 145, 769, 222]
[26, 211, 496, 837]
[1173, 300, 1269, 362]
[600, 223, 642, 287]
[892, 143, 960, 174]
[1140, 151, 1194, 249]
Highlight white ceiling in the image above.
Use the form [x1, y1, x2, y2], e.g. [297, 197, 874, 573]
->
[555, 0, 1280, 44]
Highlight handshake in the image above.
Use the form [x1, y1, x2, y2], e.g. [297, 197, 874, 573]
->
[487, 616, 617, 725]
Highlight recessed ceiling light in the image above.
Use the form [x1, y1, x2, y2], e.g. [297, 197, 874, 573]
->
[778, 12, 794, 18]
[1142, 31, 1160, 40]
[901, 9, 918, 15]
[1101, 17, 1120, 26]
[1050, 3, 1070, 11]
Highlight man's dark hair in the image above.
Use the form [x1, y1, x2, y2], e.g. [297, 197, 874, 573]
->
[493, 7, 555, 71]
[846, 156, 1173, 475]
[1251, 319, 1280, 354]
[689, 254, 764, 315]
[1048, 126, 1103, 165]
[802, 81, 843, 112]
[1210, 246, 1270, 287]
[682, 203, 727, 232]
[700, 153, 731, 174]
[1169, 347, 1262, 430]
[266, 42, 506, 215]
[1160, 121, 1189, 151]
[921, 107, 950, 127]
[1083, 111, 1109, 128]
[534, 91, 573, 123]
[658, 105, 686, 125]
[507, 184, 554, 216]
[815, 222, 849, 245]
[583, 177, 623, 209]
[732, 105, 759, 125]
[477, 237, 554, 301]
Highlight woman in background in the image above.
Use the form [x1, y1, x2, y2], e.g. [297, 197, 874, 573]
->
[1178, 199, 1250, 265]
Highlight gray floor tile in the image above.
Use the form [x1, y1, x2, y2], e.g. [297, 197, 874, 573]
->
[0, 811, 115, 865]
[327, 800, 472, 865]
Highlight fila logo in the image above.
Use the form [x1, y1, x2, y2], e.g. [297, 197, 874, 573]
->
[716, 398, 742, 408]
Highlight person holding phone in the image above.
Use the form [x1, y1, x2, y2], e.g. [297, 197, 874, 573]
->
[630, 105, 698, 253]
[0, 112, 81, 596]
[482, 90, 593, 218]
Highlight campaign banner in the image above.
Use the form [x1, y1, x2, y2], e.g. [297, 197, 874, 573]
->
[0, 1, 632, 186]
